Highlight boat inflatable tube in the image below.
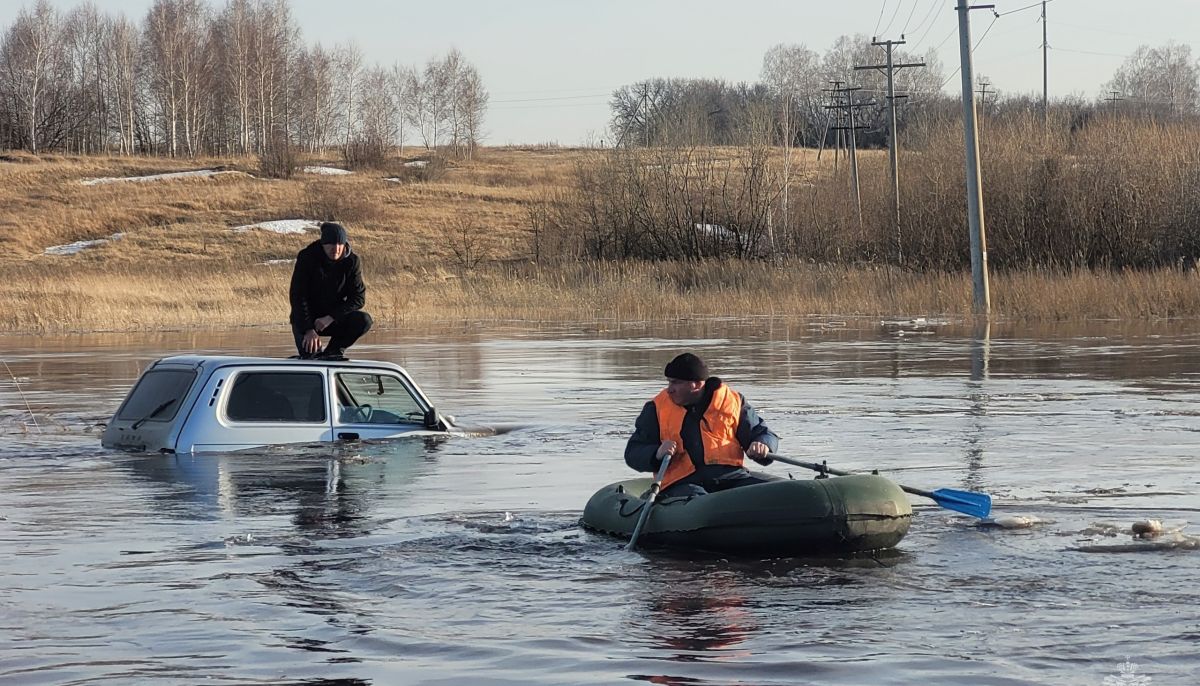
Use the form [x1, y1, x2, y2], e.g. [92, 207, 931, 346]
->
[582, 473, 912, 555]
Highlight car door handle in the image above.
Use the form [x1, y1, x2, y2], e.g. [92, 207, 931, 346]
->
[337, 432, 360, 441]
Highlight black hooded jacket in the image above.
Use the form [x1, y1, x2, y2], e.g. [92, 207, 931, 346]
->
[288, 240, 366, 330]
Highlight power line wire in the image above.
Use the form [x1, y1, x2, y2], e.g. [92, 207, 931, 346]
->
[936, 15, 1001, 91]
[900, 0, 921, 35]
[997, 0, 1052, 17]
[880, 0, 906, 35]
[908, 0, 942, 47]
[1051, 46, 1131, 59]
[874, 0, 889, 36]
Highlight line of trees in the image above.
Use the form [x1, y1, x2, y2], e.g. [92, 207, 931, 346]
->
[0, 0, 488, 158]
[610, 36, 1200, 150]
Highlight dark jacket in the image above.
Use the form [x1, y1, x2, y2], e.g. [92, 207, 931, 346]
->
[288, 240, 366, 330]
[624, 377, 779, 478]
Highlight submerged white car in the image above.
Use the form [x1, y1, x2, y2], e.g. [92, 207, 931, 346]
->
[102, 355, 455, 454]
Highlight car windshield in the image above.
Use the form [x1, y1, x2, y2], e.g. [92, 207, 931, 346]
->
[116, 369, 196, 423]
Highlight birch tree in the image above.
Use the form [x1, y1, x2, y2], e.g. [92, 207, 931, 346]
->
[456, 62, 487, 158]
[0, 0, 64, 153]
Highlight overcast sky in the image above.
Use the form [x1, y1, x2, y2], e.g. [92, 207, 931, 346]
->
[2, 0, 1196, 144]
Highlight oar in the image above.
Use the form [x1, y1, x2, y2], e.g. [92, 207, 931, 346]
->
[767, 453, 992, 519]
[625, 453, 673, 551]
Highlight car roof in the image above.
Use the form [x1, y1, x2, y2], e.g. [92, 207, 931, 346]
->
[151, 355, 409, 374]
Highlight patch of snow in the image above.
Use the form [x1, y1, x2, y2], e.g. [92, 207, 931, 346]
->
[403, 160, 429, 168]
[302, 165, 352, 175]
[231, 219, 319, 235]
[45, 232, 124, 256]
[694, 223, 736, 240]
[80, 169, 244, 186]
[258, 258, 294, 266]
[383, 177, 402, 183]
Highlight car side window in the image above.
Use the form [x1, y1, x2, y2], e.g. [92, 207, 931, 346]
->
[226, 371, 326, 423]
[335, 372, 424, 424]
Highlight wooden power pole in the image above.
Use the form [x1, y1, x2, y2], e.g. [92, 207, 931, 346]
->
[856, 38, 925, 264]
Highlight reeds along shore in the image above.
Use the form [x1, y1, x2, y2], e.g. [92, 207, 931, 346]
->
[6, 260, 1200, 333]
[3, 113, 1200, 333]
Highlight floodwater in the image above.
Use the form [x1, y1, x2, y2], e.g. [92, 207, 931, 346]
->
[1, 318, 1198, 685]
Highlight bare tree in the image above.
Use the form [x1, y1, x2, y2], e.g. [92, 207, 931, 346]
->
[346, 65, 395, 167]
[217, 0, 253, 152]
[0, 0, 66, 153]
[106, 14, 140, 153]
[250, 0, 295, 152]
[417, 53, 451, 149]
[292, 43, 336, 152]
[142, 0, 210, 156]
[389, 62, 413, 155]
[1106, 42, 1200, 116]
[456, 62, 487, 158]
[334, 41, 362, 149]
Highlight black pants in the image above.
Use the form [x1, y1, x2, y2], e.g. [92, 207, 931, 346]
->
[661, 466, 774, 498]
[292, 310, 373, 356]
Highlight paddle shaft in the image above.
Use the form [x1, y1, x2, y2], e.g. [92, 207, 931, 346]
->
[767, 453, 935, 499]
[625, 453, 672, 551]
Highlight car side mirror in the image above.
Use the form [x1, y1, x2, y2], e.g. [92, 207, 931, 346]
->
[423, 407, 447, 431]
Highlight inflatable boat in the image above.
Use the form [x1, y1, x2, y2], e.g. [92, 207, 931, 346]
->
[581, 473, 912, 555]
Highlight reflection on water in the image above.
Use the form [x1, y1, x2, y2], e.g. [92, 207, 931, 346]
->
[2, 317, 1200, 685]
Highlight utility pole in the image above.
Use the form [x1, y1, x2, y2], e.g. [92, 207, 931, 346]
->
[856, 38, 925, 264]
[821, 80, 846, 174]
[825, 85, 872, 234]
[976, 77, 993, 135]
[1105, 90, 1123, 114]
[1041, 0, 1049, 128]
[957, 2, 992, 317]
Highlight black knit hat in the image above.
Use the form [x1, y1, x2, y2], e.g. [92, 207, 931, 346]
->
[319, 221, 349, 245]
[664, 353, 709, 382]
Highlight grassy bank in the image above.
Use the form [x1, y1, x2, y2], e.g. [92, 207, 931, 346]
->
[7, 259, 1200, 333]
[3, 145, 1199, 333]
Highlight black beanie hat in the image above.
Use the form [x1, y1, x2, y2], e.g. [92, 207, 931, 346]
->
[664, 353, 709, 382]
[319, 221, 349, 245]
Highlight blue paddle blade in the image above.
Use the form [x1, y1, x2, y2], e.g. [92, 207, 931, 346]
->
[930, 488, 992, 519]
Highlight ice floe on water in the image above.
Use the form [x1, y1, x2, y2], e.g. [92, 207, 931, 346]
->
[80, 169, 245, 185]
[44, 233, 124, 255]
[230, 219, 318, 235]
[302, 165, 352, 175]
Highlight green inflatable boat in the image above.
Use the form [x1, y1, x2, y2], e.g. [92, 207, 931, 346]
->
[581, 473, 912, 555]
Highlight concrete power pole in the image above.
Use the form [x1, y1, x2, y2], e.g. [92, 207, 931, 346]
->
[1041, 0, 1049, 128]
[857, 38, 925, 264]
[957, 2, 992, 317]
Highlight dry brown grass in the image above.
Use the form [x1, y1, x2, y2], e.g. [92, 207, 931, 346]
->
[2, 145, 1198, 333]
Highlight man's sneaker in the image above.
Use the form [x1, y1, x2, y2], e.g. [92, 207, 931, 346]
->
[315, 349, 348, 361]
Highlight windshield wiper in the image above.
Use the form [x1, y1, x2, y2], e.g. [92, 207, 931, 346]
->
[132, 398, 177, 430]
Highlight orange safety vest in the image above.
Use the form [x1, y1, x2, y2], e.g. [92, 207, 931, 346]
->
[653, 383, 744, 490]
